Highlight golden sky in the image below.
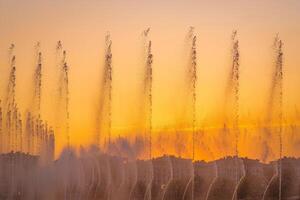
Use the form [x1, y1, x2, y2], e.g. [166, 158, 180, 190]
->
[0, 0, 300, 160]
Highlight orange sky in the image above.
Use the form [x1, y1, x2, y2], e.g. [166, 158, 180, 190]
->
[0, 0, 300, 160]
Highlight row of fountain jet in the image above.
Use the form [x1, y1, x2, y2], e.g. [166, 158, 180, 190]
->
[0, 43, 55, 162]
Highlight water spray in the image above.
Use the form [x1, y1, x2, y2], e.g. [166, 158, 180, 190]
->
[33, 42, 42, 115]
[264, 35, 284, 200]
[6, 56, 16, 110]
[105, 34, 113, 147]
[146, 40, 153, 160]
[56, 41, 70, 147]
[231, 30, 240, 157]
[6, 54, 17, 152]
[63, 50, 70, 147]
[227, 31, 242, 200]
[273, 35, 284, 200]
[187, 27, 197, 161]
[96, 34, 113, 149]
[186, 27, 197, 200]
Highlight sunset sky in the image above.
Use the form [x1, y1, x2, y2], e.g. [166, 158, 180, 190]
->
[0, 0, 300, 159]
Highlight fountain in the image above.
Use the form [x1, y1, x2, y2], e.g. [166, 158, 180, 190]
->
[0, 30, 299, 200]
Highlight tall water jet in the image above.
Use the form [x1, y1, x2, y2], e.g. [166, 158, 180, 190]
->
[93, 35, 113, 199]
[33, 42, 42, 115]
[25, 42, 42, 154]
[262, 36, 284, 200]
[269, 35, 284, 200]
[56, 41, 70, 147]
[212, 31, 243, 200]
[129, 28, 154, 200]
[144, 29, 154, 200]
[145, 40, 153, 160]
[276, 39, 283, 200]
[141, 28, 153, 160]
[96, 34, 113, 149]
[184, 26, 198, 200]
[62, 50, 70, 147]
[5, 53, 17, 152]
[6, 54, 16, 111]
[230, 30, 240, 159]
[186, 27, 197, 160]
[230, 31, 243, 200]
